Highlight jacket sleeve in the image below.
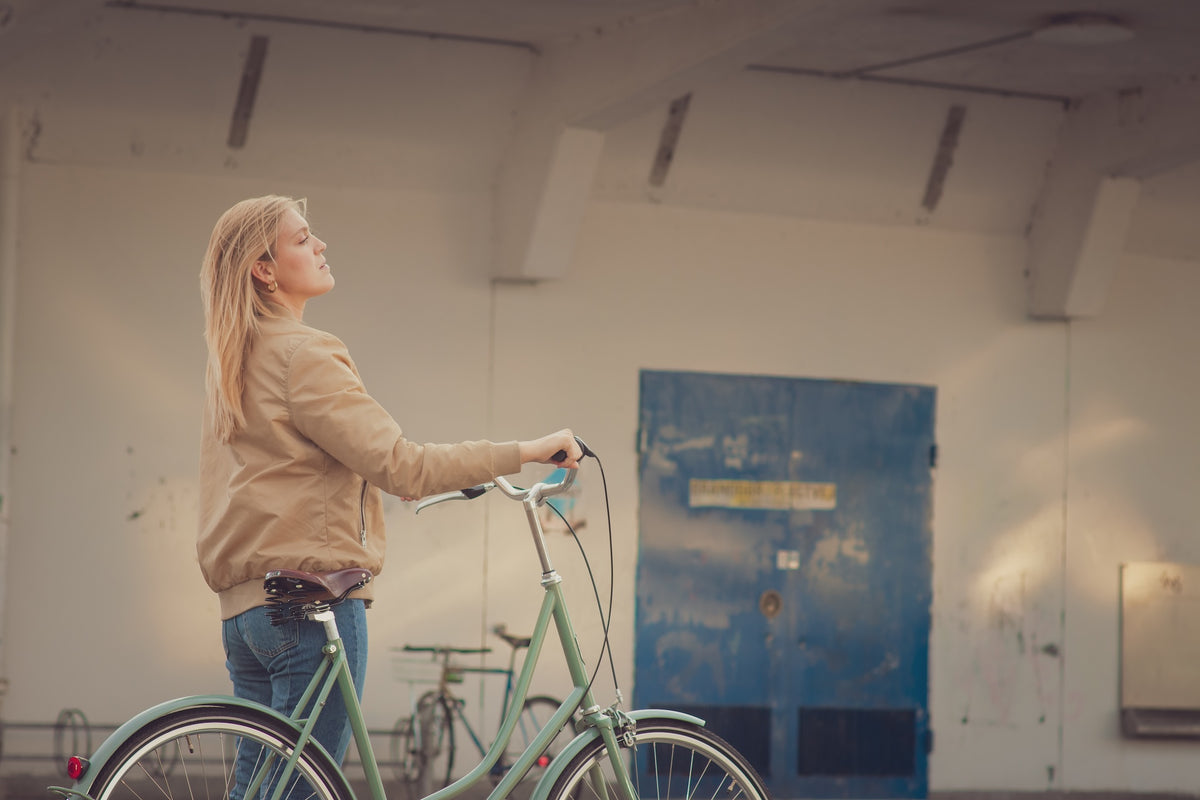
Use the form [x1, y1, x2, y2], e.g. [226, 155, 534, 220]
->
[284, 331, 521, 497]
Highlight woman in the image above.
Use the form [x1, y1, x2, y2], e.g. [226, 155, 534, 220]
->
[197, 195, 581, 787]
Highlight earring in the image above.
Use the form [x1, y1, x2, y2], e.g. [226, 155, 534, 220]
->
[267, 280, 277, 293]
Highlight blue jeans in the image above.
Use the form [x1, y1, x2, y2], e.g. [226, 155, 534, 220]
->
[222, 600, 368, 800]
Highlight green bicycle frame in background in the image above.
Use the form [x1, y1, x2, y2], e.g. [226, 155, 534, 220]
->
[397, 623, 568, 793]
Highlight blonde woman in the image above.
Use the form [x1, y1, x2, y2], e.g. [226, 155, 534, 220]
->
[198, 195, 580, 793]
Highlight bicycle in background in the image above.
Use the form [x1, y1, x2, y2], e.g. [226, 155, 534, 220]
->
[394, 624, 569, 797]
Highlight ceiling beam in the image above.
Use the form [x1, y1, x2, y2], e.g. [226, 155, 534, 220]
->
[1026, 76, 1200, 319]
[492, 0, 829, 281]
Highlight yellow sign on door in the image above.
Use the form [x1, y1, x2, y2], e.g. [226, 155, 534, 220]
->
[688, 479, 837, 510]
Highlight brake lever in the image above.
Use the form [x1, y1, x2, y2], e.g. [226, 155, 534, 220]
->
[415, 483, 492, 514]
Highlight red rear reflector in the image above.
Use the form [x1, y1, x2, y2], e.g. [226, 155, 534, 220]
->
[67, 756, 89, 780]
[536, 754, 551, 768]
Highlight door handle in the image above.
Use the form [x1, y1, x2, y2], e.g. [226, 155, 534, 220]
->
[759, 589, 782, 619]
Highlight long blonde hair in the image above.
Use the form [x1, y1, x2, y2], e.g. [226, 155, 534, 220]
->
[200, 195, 306, 443]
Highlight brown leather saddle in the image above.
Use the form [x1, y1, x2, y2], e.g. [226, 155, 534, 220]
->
[262, 567, 373, 625]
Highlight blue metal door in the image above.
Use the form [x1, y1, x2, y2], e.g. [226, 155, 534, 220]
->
[635, 369, 935, 798]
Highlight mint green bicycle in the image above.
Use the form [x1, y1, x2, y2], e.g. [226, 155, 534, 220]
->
[50, 439, 770, 800]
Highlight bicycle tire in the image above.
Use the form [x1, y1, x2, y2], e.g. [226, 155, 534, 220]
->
[505, 695, 572, 783]
[390, 715, 422, 785]
[545, 719, 770, 800]
[415, 690, 455, 794]
[87, 704, 351, 800]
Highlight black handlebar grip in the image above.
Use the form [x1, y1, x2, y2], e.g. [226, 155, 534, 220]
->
[550, 436, 594, 463]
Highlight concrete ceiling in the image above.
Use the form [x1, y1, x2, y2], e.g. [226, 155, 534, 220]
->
[6, 0, 1200, 318]
[92, 0, 1200, 102]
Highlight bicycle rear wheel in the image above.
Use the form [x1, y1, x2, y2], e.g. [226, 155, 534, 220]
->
[545, 719, 769, 800]
[87, 704, 351, 800]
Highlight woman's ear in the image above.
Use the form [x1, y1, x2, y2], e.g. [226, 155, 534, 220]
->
[252, 260, 273, 284]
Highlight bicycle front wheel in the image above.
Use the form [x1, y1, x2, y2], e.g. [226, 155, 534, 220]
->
[546, 719, 770, 800]
[87, 705, 351, 800]
[391, 715, 422, 784]
[415, 690, 455, 795]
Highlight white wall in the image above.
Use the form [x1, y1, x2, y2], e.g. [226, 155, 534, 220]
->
[2, 7, 1200, 796]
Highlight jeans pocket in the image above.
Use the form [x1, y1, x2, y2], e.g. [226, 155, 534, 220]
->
[241, 607, 300, 659]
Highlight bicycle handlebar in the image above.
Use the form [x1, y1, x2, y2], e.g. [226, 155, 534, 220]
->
[402, 644, 492, 656]
[414, 436, 589, 515]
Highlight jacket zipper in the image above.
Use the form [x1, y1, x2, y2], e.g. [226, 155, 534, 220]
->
[359, 480, 368, 546]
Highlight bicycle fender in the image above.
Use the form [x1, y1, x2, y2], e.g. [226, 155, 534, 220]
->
[527, 708, 706, 800]
[60, 695, 328, 796]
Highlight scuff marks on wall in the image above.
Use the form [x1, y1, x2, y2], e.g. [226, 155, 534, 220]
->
[22, 111, 41, 162]
[989, 571, 1026, 651]
[124, 444, 199, 546]
[956, 570, 1060, 729]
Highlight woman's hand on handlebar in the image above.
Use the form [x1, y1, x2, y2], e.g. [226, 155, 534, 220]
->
[519, 429, 583, 468]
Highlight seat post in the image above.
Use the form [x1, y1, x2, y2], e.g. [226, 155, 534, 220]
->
[310, 608, 341, 643]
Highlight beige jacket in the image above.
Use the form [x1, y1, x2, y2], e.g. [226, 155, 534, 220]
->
[198, 311, 521, 619]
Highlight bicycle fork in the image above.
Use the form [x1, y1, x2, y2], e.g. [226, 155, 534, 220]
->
[575, 706, 639, 800]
